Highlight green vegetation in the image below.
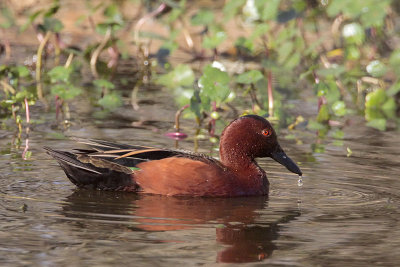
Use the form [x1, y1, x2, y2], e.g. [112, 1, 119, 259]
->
[1, 0, 400, 153]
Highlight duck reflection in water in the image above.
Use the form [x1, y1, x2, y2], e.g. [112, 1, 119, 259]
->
[62, 191, 300, 263]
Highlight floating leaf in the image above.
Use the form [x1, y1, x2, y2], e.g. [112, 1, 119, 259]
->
[346, 147, 352, 157]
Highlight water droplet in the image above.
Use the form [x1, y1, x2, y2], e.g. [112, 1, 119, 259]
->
[298, 176, 303, 187]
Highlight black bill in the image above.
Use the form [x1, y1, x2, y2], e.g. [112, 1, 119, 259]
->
[271, 147, 302, 176]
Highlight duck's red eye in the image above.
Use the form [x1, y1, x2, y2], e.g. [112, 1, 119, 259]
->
[262, 129, 271, 136]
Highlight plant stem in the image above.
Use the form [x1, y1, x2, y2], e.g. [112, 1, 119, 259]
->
[175, 104, 189, 132]
[64, 53, 74, 68]
[24, 98, 30, 124]
[90, 27, 111, 78]
[134, 3, 167, 46]
[267, 71, 273, 116]
[36, 31, 52, 108]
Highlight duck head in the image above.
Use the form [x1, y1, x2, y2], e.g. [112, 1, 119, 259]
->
[220, 115, 302, 176]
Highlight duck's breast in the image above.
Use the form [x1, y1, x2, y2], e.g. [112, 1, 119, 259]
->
[134, 157, 243, 196]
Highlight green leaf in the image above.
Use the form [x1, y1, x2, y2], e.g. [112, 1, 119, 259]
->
[98, 92, 123, 110]
[0, 7, 15, 28]
[191, 9, 214, 26]
[236, 70, 264, 84]
[331, 129, 344, 139]
[93, 79, 115, 89]
[14, 66, 30, 77]
[277, 42, 294, 65]
[261, 0, 280, 20]
[366, 60, 386, 77]
[389, 49, 400, 68]
[387, 82, 400, 96]
[365, 89, 386, 109]
[317, 104, 330, 122]
[284, 52, 301, 69]
[198, 65, 231, 105]
[346, 45, 361, 60]
[223, 0, 246, 21]
[382, 97, 396, 118]
[44, 3, 60, 17]
[250, 24, 269, 40]
[20, 10, 43, 32]
[48, 66, 72, 83]
[342, 23, 364, 45]
[316, 65, 346, 78]
[346, 147, 353, 157]
[43, 17, 64, 33]
[174, 88, 194, 107]
[202, 31, 227, 50]
[332, 100, 346, 117]
[156, 64, 194, 88]
[307, 120, 327, 131]
[366, 118, 386, 131]
[51, 84, 82, 100]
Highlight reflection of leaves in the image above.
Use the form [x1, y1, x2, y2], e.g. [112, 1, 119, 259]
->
[316, 104, 329, 122]
[93, 79, 115, 90]
[366, 118, 386, 131]
[98, 92, 123, 110]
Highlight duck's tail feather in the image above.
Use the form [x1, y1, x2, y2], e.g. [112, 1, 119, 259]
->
[44, 147, 138, 191]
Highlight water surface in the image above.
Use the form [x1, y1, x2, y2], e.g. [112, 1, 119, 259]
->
[1, 96, 400, 266]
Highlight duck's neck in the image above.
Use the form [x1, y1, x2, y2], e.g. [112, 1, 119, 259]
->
[219, 140, 269, 195]
[220, 150, 269, 195]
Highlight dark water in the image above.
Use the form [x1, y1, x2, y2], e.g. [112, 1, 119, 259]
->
[1, 86, 400, 266]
